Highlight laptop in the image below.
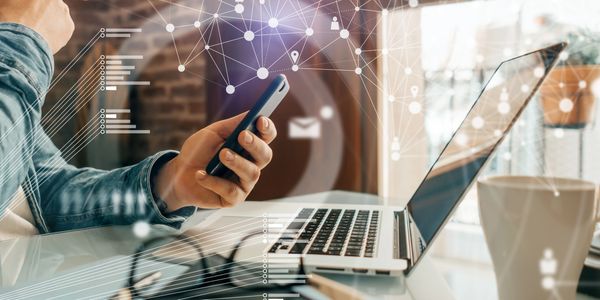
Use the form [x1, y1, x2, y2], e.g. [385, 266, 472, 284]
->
[201, 43, 566, 277]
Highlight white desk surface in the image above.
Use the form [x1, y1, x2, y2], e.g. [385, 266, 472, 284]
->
[0, 191, 596, 300]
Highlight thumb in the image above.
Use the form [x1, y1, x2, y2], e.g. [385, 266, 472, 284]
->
[206, 111, 248, 139]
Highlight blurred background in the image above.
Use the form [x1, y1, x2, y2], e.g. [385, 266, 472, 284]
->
[45, 1, 599, 297]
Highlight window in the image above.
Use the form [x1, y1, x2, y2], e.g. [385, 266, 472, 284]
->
[381, 0, 600, 225]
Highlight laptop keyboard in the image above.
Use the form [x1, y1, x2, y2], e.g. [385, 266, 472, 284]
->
[268, 208, 380, 258]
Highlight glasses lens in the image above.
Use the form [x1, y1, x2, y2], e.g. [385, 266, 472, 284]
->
[132, 236, 204, 298]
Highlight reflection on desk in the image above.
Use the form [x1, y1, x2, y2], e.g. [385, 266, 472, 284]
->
[0, 192, 456, 300]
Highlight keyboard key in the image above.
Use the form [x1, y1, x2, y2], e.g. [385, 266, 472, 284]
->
[289, 242, 308, 254]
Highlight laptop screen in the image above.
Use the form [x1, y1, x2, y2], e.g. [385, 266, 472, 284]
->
[406, 44, 564, 245]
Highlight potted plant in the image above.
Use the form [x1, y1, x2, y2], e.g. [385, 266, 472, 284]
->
[539, 30, 600, 128]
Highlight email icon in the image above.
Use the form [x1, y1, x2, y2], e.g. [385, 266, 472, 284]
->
[289, 117, 321, 139]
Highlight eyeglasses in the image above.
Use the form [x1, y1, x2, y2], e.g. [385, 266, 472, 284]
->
[116, 231, 307, 299]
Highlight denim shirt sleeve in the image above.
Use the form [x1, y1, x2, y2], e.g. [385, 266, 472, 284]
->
[0, 23, 53, 214]
[32, 131, 197, 232]
[0, 23, 196, 233]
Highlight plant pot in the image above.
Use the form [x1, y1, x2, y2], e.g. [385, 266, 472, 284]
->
[539, 65, 600, 128]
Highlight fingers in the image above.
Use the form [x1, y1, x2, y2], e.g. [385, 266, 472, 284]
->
[206, 112, 248, 139]
[195, 170, 246, 207]
[238, 130, 273, 169]
[219, 149, 260, 191]
[256, 116, 277, 144]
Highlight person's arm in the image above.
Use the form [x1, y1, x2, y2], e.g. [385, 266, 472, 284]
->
[32, 112, 278, 233]
[0, 0, 74, 216]
[31, 129, 196, 233]
[0, 24, 54, 207]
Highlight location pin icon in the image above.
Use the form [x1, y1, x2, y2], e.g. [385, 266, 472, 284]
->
[291, 50, 299, 63]
[410, 85, 419, 98]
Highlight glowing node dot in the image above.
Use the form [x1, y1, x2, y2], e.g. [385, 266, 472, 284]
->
[559, 98, 574, 112]
[553, 190, 560, 197]
[534, 67, 545, 78]
[133, 221, 151, 238]
[354, 67, 362, 75]
[553, 128, 564, 138]
[382, 9, 389, 16]
[291, 65, 299, 72]
[408, 101, 422, 114]
[388, 95, 396, 102]
[305, 28, 314, 36]
[559, 82, 565, 88]
[234, 3, 244, 14]
[194, 21, 201, 28]
[579, 80, 587, 89]
[320, 106, 334, 119]
[498, 102, 510, 114]
[340, 29, 350, 39]
[165, 23, 175, 33]
[382, 48, 389, 55]
[520, 84, 530, 93]
[177, 64, 185, 72]
[257, 67, 269, 80]
[391, 152, 401, 161]
[404, 67, 413, 75]
[494, 129, 502, 137]
[355, 48, 362, 55]
[226, 85, 235, 94]
[204, 45, 210, 50]
[472, 116, 485, 129]
[503, 152, 512, 161]
[355, 6, 360, 11]
[213, 13, 219, 19]
[244, 31, 255, 41]
[268, 18, 279, 28]
[559, 51, 569, 61]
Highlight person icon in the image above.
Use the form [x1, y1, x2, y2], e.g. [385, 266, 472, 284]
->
[540, 248, 558, 290]
[540, 248, 558, 275]
[330, 16, 340, 31]
[391, 137, 401, 161]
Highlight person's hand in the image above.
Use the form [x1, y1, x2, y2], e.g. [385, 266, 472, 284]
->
[0, 0, 74, 54]
[155, 113, 277, 211]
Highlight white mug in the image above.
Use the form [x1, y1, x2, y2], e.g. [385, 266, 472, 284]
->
[478, 176, 598, 300]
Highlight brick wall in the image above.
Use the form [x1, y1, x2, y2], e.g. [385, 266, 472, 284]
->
[47, 0, 208, 167]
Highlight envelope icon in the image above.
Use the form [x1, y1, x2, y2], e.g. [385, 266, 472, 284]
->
[289, 117, 321, 139]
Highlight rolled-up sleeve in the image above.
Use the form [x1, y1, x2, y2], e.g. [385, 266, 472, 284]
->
[33, 132, 198, 232]
[0, 23, 53, 215]
[0, 23, 196, 233]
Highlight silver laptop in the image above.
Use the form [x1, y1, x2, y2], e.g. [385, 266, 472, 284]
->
[211, 43, 566, 277]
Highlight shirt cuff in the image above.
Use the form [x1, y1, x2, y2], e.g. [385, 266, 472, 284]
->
[142, 150, 197, 229]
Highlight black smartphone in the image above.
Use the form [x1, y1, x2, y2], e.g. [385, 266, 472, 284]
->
[206, 74, 290, 178]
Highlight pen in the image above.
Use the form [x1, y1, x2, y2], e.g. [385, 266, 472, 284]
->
[110, 271, 162, 300]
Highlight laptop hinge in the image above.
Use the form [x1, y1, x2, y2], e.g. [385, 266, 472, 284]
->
[394, 211, 412, 262]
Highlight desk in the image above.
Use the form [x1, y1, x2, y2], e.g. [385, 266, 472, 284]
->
[0, 191, 596, 299]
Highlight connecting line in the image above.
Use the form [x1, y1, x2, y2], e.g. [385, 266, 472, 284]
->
[0, 78, 101, 197]
[0, 30, 102, 146]
[4, 217, 267, 299]
[0, 30, 102, 191]
[42, 61, 103, 136]
[0, 89, 101, 216]
[0, 67, 101, 191]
